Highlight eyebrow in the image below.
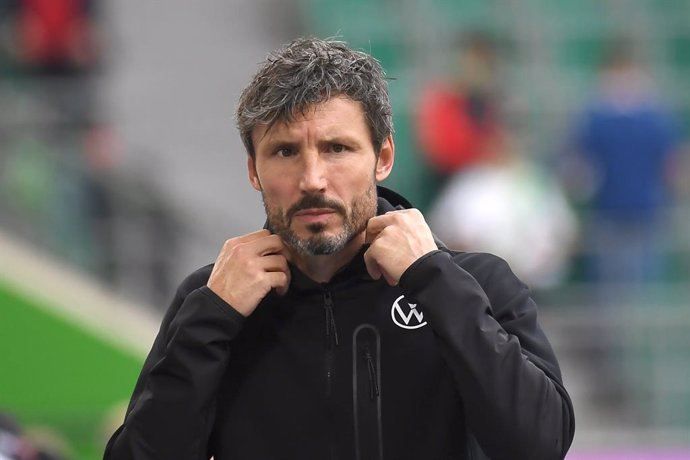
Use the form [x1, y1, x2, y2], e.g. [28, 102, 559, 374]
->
[320, 135, 363, 148]
[259, 133, 364, 151]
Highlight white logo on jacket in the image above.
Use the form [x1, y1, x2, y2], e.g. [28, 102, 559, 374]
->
[391, 295, 427, 329]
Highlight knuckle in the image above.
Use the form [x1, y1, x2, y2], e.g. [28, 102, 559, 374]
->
[252, 271, 266, 287]
[380, 226, 394, 237]
[227, 235, 242, 246]
[243, 257, 256, 271]
[224, 238, 243, 254]
[232, 243, 250, 258]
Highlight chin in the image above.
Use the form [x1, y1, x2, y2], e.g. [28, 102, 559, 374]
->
[304, 222, 329, 234]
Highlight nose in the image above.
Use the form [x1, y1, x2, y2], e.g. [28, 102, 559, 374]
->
[299, 152, 327, 193]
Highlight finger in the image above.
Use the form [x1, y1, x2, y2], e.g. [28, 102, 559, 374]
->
[365, 211, 408, 243]
[365, 215, 387, 244]
[267, 271, 290, 296]
[382, 271, 398, 287]
[222, 230, 272, 255]
[233, 229, 272, 245]
[243, 233, 285, 257]
[230, 233, 284, 256]
[258, 254, 289, 273]
[363, 247, 382, 280]
[258, 254, 290, 295]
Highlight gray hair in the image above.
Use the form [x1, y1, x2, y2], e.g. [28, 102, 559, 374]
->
[236, 37, 393, 158]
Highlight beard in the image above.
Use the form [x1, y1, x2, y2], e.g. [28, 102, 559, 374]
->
[263, 182, 377, 256]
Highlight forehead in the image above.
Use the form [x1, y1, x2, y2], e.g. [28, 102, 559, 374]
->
[252, 96, 369, 144]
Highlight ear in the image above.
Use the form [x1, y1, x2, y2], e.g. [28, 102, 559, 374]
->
[247, 156, 262, 191]
[375, 135, 395, 182]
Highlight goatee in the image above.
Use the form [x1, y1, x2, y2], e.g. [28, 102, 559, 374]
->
[263, 184, 377, 256]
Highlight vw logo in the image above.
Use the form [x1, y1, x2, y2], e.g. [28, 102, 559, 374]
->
[391, 295, 427, 330]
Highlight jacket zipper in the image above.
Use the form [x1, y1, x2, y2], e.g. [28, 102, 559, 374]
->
[323, 290, 338, 460]
[324, 290, 339, 348]
[323, 290, 339, 395]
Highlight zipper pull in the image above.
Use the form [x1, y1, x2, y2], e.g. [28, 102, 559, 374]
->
[365, 350, 380, 400]
[324, 291, 339, 347]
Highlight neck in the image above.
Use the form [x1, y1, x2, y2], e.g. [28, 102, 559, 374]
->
[287, 233, 365, 283]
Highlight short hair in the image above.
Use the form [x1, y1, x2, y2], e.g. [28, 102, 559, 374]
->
[236, 37, 393, 158]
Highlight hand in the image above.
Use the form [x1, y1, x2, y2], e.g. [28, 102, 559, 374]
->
[363, 209, 437, 286]
[207, 229, 290, 317]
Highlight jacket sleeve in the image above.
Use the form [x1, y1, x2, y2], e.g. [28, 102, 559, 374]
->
[104, 277, 245, 460]
[398, 250, 575, 460]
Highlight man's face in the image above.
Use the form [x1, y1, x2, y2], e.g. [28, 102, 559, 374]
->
[247, 96, 394, 256]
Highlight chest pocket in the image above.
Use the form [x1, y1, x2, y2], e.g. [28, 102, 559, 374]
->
[352, 324, 383, 460]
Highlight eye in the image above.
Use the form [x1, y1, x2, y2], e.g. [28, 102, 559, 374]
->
[331, 143, 346, 153]
[276, 147, 295, 158]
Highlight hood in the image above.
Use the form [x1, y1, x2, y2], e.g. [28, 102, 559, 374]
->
[377, 185, 447, 250]
[375, 185, 414, 213]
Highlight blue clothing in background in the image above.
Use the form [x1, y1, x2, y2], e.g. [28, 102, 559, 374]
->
[576, 99, 679, 286]
[577, 102, 677, 219]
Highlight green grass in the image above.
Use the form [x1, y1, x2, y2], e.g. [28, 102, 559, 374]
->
[0, 280, 145, 459]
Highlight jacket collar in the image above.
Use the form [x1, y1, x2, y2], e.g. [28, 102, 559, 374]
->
[274, 186, 445, 294]
[282, 186, 406, 293]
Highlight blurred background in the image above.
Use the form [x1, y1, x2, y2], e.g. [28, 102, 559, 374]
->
[1, 0, 689, 458]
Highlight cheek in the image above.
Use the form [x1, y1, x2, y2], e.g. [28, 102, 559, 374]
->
[332, 162, 376, 194]
[260, 176, 297, 210]
[346, 171, 377, 201]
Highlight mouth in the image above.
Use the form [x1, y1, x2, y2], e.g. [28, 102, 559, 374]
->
[292, 208, 337, 224]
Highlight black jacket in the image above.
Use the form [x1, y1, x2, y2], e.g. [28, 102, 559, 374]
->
[105, 187, 575, 460]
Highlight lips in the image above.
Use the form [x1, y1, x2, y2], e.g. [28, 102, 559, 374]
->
[294, 208, 335, 217]
[293, 208, 336, 222]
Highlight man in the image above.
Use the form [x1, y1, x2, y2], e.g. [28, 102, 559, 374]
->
[105, 37, 574, 460]
[570, 45, 679, 291]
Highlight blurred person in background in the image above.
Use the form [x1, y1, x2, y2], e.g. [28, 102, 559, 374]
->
[105, 37, 574, 460]
[0, 411, 29, 460]
[564, 41, 683, 303]
[6, 0, 101, 75]
[429, 128, 578, 291]
[421, 32, 578, 292]
[0, 411, 70, 460]
[0, 0, 111, 278]
[561, 40, 686, 419]
[415, 32, 502, 195]
[0, 0, 178, 303]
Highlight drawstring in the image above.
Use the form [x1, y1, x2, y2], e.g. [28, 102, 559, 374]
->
[365, 350, 380, 400]
[324, 291, 339, 347]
